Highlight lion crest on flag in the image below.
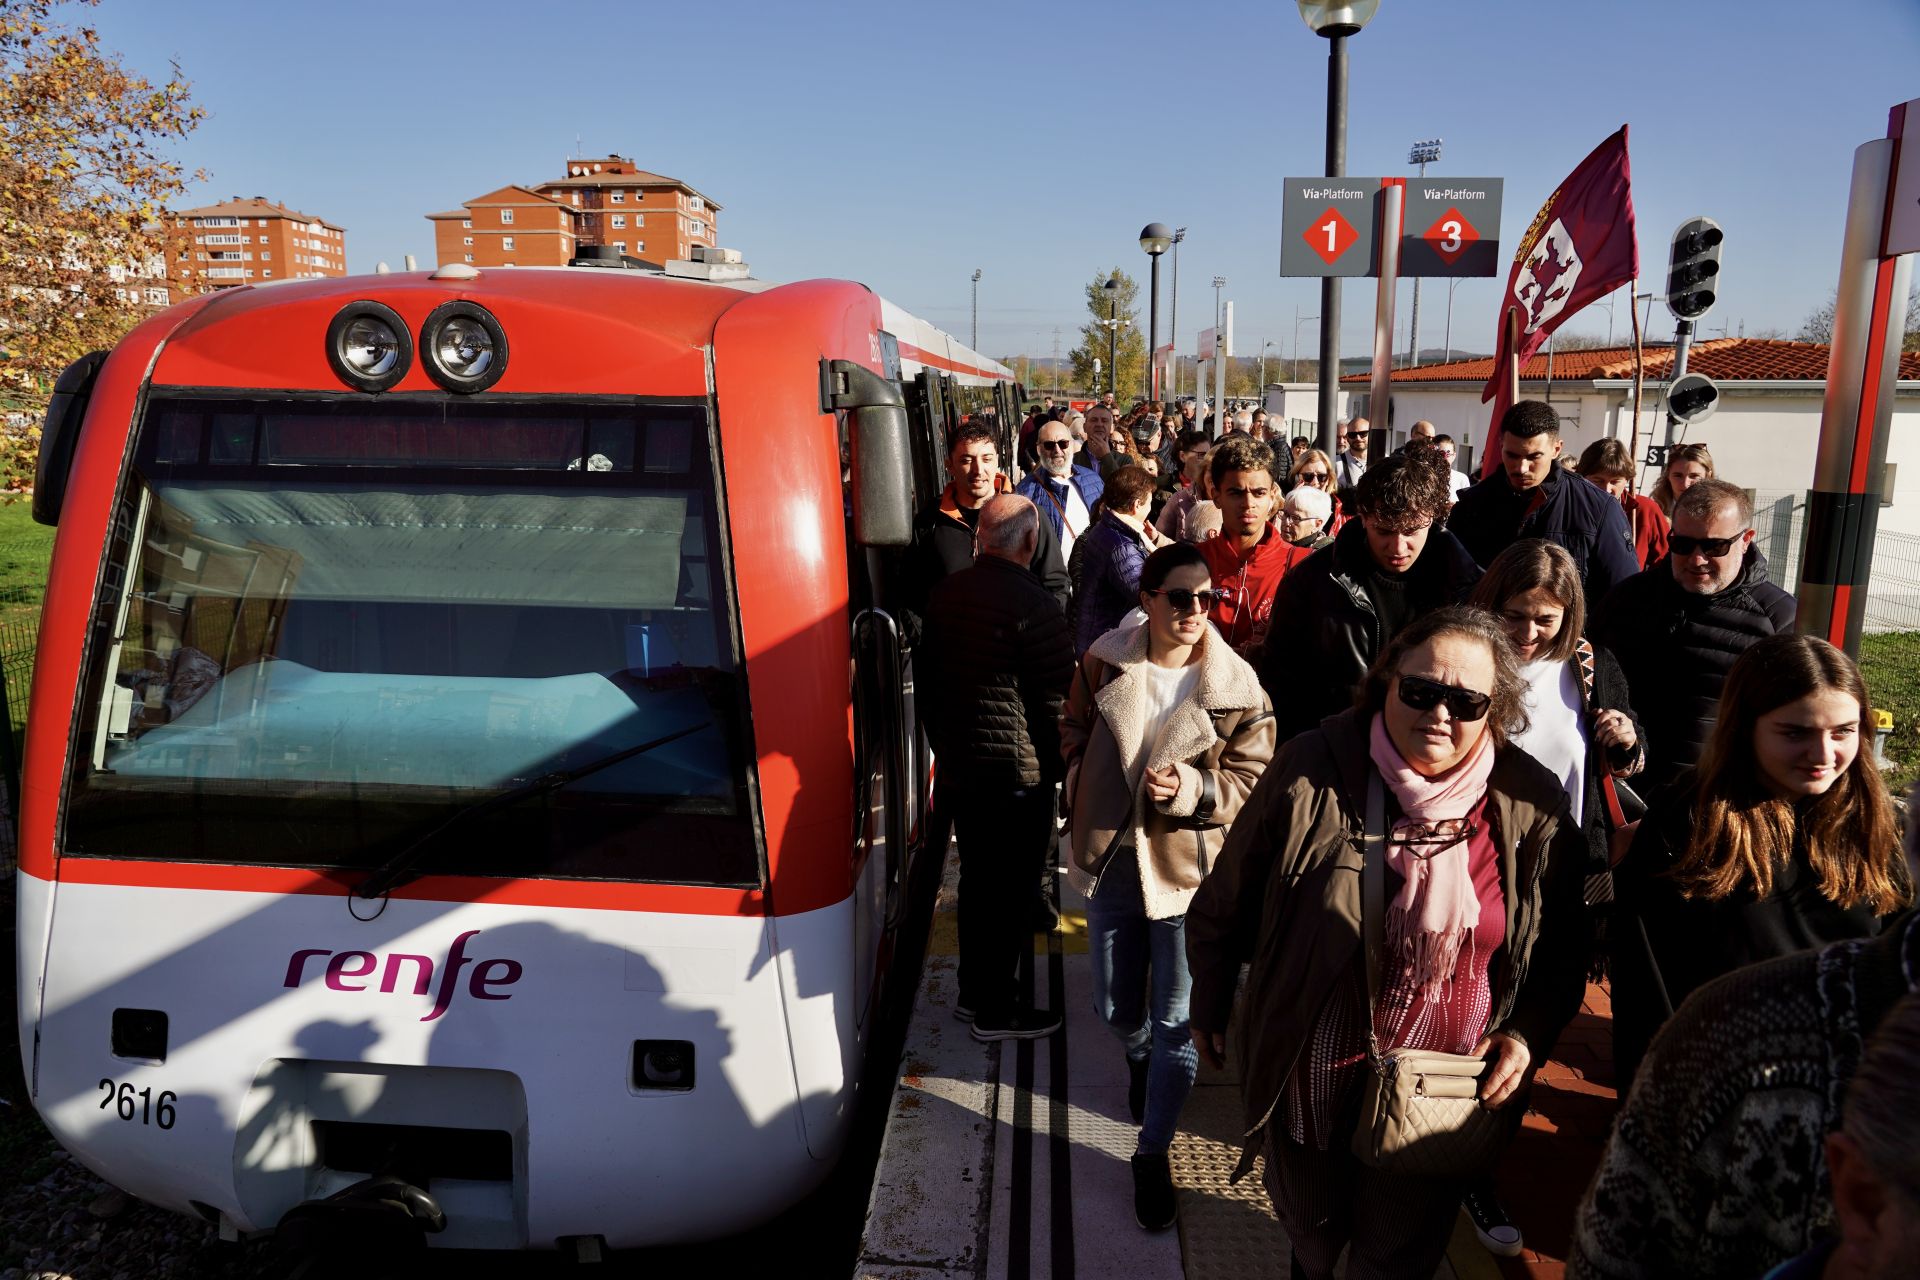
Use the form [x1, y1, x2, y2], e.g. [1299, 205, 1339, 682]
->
[1513, 218, 1584, 335]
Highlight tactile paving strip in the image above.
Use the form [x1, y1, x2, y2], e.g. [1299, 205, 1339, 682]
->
[1171, 1075, 1294, 1279]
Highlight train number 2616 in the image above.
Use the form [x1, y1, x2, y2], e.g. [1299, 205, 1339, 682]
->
[98, 1078, 176, 1129]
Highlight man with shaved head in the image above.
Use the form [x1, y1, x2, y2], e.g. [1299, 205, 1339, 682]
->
[923, 494, 1074, 1041]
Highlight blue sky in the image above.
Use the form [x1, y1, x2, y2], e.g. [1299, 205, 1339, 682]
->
[94, 0, 1920, 364]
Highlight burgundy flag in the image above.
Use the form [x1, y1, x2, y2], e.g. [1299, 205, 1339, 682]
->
[1480, 126, 1638, 474]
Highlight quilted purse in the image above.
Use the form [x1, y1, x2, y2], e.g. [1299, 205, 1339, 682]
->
[1349, 771, 1519, 1177]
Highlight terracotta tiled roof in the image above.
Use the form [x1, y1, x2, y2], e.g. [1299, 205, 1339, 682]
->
[1345, 338, 1920, 384]
[173, 196, 343, 229]
[533, 170, 721, 209]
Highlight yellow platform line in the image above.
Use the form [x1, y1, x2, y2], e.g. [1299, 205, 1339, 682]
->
[925, 908, 1090, 956]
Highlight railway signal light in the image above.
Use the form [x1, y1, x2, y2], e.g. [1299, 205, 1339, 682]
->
[1667, 372, 1720, 425]
[1666, 216, 1724, 321]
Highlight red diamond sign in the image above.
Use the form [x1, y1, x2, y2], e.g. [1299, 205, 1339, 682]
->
[1305, 207, 1359, 266]
[1423, 207, 1481, 265]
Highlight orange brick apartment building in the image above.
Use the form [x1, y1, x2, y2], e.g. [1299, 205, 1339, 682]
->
[428, 156, 721, 269]
[165, 197, 346, 301]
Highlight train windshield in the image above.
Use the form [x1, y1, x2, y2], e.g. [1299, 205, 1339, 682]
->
[60, 395, 760, 887]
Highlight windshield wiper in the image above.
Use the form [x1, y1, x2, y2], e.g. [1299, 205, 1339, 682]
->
[354, 721, 709, 900]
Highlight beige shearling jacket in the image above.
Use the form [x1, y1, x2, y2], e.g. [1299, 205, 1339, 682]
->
[1060, 622, 1276, 920]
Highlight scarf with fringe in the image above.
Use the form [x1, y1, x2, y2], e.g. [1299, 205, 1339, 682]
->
[1367, 714, 1497, 1001]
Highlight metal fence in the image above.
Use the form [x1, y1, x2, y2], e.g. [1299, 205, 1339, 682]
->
[1750, 490, 1920, 634]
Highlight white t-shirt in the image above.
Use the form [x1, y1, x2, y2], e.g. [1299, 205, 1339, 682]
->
[1512, 657, 1587, 825]
[1449, 468, 1473, 500]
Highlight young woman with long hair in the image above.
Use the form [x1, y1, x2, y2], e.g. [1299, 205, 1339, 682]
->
[1611, 633, 1911, 1086]
[1647, 441, 1714, 517]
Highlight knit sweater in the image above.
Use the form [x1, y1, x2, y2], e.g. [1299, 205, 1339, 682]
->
[1569, 911, 1920, 1279]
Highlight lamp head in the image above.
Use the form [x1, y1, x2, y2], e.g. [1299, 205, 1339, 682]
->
[1298, 0, 1380, 36]
[1140, 223, 1173, 256]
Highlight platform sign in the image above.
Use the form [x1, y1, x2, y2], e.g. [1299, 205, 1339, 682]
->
[1281, 178, 1381, 277]
[1887, 97, 1920, 256]
[1399, 178, 1504, 277]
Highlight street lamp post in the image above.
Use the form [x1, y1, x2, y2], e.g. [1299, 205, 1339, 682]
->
[1407, 138, 1442, 368]
[970, 268, 981, 351]
[1211, 276, 1227, 410]
[1169, 227, 1187, 399]
[1103, 274, 1121, 397]
[1259, 340, 1278, 393]
[1293, 308, 1319, 382]
[1300, 0, 1380, 456]
[1140, 224, 1172, 402]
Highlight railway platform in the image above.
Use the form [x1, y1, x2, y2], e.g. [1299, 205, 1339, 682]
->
[854, 842, 1620, 1280]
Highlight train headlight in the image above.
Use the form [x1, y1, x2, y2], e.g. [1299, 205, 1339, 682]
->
[420, 301, 508, 393]
[325, 301, 412, 392]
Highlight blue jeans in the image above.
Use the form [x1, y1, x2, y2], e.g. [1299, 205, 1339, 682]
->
[1087, 853, 1198, 1155]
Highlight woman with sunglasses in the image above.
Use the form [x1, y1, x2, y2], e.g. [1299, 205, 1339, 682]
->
[1061, 541, 1277, 1232]
[1289, 447, 1345, 535]
[1648, 441, 1714, 517]
[1187, 606, 1587, 1278]
[1609, 634, 1910, 1089]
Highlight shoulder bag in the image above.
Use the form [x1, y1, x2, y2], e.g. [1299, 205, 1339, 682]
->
[1350, 770, 1519, 1178]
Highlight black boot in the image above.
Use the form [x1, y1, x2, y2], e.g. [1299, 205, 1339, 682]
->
[1130, 1151, 1176, 1231]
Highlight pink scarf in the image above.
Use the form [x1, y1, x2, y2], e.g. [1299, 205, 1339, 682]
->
[1366, 714, 1496, 1002]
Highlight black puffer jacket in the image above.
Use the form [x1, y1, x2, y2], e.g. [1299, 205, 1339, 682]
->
[1256, 518, 1483, 742]
[1448, 466, 1640, 602]
[1591, 547, 1795, 795]
[902, 481, 1069, 646]
[922, 554, 1075, 791]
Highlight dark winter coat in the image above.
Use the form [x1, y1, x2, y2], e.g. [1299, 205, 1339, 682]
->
[1073, 511, 1155, 655]
[1607, 772, 1887, 1089]
[921, 554, 1075, 791]
[1184, 706, 1590, 1177]
[1448, 466, 1640, 602]
[1255, 518, 1483, 741]
[903, 478, 1069, 645]
[1590, 546, 1796, 795]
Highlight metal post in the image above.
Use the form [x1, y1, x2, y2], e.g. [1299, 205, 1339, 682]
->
[1409, 157, 1426, 368]
[1148, 253, 1162, 401]
[1170, 228, 1185, 398]
[1108, 299, 1119, 397]
[1317, 33, 1348, 456]
[971, 269, 981, 350]
[1217, 302, 1232, 411]
[1368, 184, 1404, 435]
[1443, 276, 1463, 364]
[1797, 132, 1914, 655]
[1662, 318, 1694, 450]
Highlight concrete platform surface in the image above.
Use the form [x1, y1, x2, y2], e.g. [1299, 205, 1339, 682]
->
[856, 838, 1615, 1279]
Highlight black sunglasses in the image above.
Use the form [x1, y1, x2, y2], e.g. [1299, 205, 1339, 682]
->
[1146, 587, 1220, 613]
[1039, 440, 1073, 452]
[1396, 674, 1492, 722]
[1669, 531, 1747, 557]
[1296, 470, 1330, 482]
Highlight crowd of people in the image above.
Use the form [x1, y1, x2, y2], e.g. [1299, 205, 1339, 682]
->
[906, 393, 1912, 1277]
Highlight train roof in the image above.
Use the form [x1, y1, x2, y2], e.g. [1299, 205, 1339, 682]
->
[193, 262, 1012, 387]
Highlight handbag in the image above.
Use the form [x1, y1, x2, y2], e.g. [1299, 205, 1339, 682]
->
[1349, 771, 1518, 1178]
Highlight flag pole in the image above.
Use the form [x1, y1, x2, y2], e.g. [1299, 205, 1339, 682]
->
[1628, 285, 1646, 491]
[1505, 308, 1520, 407]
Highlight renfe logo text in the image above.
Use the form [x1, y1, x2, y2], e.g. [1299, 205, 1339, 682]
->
[283, 930, 523, 1022]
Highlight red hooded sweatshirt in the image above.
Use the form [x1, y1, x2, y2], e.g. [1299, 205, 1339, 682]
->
[1200, 523, 1315, 656]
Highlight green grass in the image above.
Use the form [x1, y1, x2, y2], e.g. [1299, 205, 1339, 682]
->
[1860, 632, 1920, 796]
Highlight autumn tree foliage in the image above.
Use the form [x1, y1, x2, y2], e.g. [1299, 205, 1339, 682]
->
[1069, 268, 1146, 400]
[0, 0, 201, 488]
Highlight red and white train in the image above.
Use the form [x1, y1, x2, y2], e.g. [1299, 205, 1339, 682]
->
[16, 251, 1016, 1251]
